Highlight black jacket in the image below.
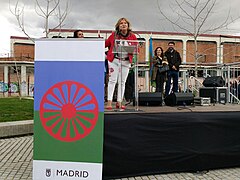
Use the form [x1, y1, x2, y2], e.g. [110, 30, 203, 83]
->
[165, 49, 181, 71]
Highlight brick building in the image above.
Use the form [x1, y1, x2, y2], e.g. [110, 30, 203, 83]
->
[0, 30, 240, 96]
[0, 36, 34, 97]
[47, 29, 240, 64]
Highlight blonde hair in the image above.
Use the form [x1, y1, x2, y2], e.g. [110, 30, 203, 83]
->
[115, 17, 132, 33]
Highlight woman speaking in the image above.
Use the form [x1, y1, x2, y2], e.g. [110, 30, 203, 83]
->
[105, 17, 137, 110]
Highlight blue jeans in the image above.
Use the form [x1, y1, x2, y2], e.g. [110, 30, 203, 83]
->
[165, 70, 179, 96]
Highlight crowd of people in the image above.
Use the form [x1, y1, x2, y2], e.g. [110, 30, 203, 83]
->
[74, 17, 182, 110]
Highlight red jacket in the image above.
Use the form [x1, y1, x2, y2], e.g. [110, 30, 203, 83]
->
[105, 32, 137, 63]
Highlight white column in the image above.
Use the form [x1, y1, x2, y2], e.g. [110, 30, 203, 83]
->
[182, 70, 188, 92]
[145, 69, 149, 92]
[145, 38, 149, 62]
[21, 65, 27, 96]
[4, 66, 8, 97]
[182, 39, 187, 64]
[216, 41, 222, 76]
[145, 36, 150, 91]
[216, 41, 223, 64]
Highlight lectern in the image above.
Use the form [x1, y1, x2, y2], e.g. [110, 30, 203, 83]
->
[113, 39, 145, 111]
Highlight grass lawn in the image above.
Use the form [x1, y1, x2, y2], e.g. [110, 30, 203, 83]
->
[0, 97, 34, 122]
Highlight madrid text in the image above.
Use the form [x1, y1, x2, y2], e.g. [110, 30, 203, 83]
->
[56, 169, 89, 178]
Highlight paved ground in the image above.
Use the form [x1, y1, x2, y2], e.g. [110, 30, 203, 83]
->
[0, 136, 32, 180]
[1, 135, 240, 180]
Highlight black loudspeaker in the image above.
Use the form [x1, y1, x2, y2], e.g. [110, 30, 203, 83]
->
[203, 76, 225, 87]
[134, 92, 162, 106]
[199, 87, 227, 104]
[164, 92, 194, 106]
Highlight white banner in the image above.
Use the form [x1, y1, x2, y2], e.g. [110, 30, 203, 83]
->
[33, 160, 102, 180]
[35, 39, 105, 61]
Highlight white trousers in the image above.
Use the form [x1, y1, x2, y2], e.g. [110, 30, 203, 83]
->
[107, 58, 130, 102]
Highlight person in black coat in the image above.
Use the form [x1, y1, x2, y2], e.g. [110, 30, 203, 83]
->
[151, 47, 168, 93]
[164, 41, 181, 96]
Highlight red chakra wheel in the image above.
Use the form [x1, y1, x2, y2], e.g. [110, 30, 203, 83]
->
[39, 81, 99, 142]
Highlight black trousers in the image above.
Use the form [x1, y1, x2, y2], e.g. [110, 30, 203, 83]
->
[124, 71, 135, 102]
[155, 71, 165, 93]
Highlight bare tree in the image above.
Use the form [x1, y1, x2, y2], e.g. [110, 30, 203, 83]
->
[9, 0, 69, 98]
[157, 0, 239, 78]
[9, 0, 69, 41]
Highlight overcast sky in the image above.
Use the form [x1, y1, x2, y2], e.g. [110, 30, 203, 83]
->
[1, 0, 240, 55]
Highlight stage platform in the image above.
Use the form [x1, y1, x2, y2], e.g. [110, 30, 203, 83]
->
[103, 103, 240, 179]
[104, 102, 240, 114]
